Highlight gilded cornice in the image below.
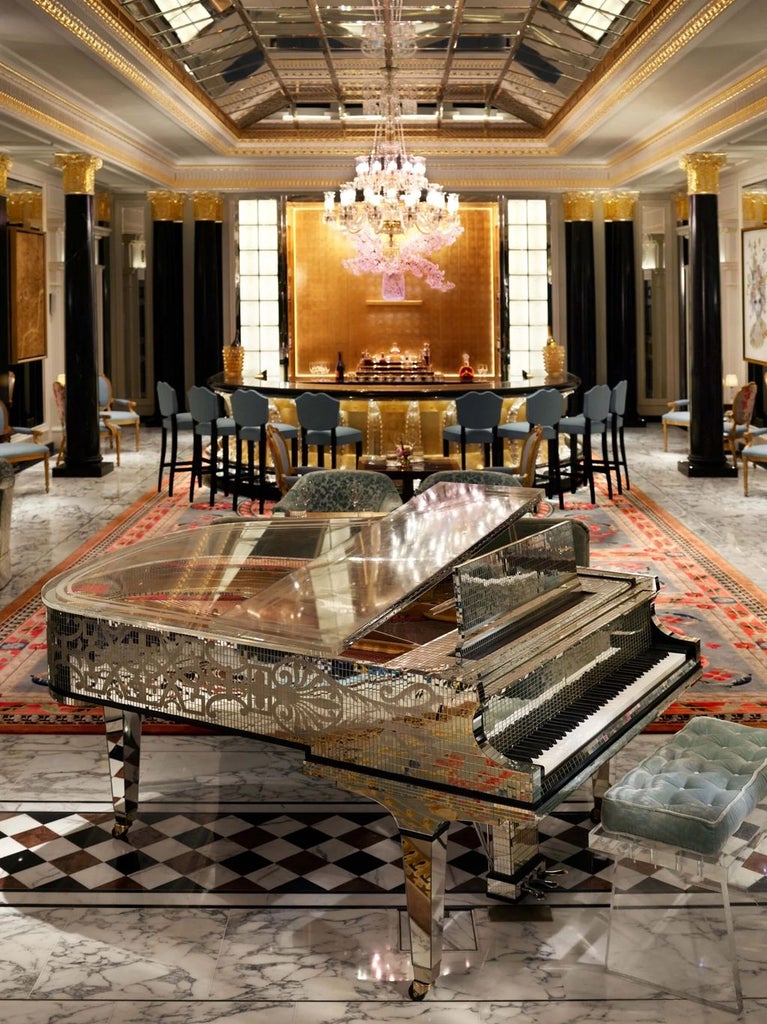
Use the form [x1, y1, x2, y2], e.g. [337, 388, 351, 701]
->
[550, 0, 743, 154]
[29, 0, 237, 152]
[0, 154, 11, 195]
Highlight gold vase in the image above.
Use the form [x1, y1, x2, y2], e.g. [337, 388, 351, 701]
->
[222, 345, 244, 382]
[543, 336, 565, 376]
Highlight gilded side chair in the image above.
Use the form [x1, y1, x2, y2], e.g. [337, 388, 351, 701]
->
[98, 374, 141, 451]
[741, 428, 767, 496]
[0, 399, 50, 493]
[52, 380, 120, 469]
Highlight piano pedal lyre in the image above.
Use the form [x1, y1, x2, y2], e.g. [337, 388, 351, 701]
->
[520, 866, 566, 900]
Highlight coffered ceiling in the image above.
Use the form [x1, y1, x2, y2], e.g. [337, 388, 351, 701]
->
[1, 0, 766, 194]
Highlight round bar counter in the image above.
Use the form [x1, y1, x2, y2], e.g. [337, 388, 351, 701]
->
[210, 371, 579, 467]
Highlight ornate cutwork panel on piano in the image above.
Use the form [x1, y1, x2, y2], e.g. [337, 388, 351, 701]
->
[43, 483, 700, 1000]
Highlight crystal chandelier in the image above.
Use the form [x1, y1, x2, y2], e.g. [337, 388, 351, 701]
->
[324, 80, 459, 253]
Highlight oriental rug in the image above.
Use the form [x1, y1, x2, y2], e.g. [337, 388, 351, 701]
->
[1, 477, 766, 732]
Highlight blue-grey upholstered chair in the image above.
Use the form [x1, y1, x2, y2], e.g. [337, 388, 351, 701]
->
[295, 392, 363, 469]
[498, 388, 566, 508]
[442, 390, 503, 469]
[156, 381, 194, 496]
[230, 389, 299, 513]
[98, 374, 140, 451]
[559, 384, 613, 503]
[188, 385, 236, 505]
[609, 379, 629, 493]
[0, 399, 49, 493]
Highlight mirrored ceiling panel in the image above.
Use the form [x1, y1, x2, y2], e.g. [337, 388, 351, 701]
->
[115, 0, 656, 131]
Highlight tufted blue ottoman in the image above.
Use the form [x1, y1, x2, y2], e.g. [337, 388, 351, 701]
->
[589, 717, 767, 1012]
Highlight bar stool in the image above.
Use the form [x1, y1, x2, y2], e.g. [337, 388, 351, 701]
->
[295, 392, 363, 468]
[609, 379, 630, 494]
[442, 390, 503, 469]
[156, 381, 194, 497]
[188, 385, 236, 505]
[559, 384, 613, 503]
[230, 389, 298, 513]
[497, 388, 567, 508]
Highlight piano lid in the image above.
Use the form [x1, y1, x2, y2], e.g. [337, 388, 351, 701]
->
[42, 483, 541, 658]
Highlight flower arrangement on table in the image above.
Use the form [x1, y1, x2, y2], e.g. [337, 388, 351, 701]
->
[396, 440, 414, 469]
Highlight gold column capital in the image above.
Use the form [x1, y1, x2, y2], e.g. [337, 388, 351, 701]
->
[191, 191, 223, 221]
[679, 152, 727, 195]
[96, 191, 112, 224]
[602, 191, 638, 222]
[147, 190, 186, 221]
[8, 190, 43, 229]
[0, 155, 12, 196]
[743, 191, 767, 226]
[54, 153, 102, 194]
[563, 191, 596, 221]
[673, 191, 689, 223]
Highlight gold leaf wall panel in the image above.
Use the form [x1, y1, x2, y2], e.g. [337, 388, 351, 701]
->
[287, 203, 498, 378]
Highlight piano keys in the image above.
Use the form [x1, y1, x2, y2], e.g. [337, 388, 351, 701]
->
[42, 482, 700, 1000]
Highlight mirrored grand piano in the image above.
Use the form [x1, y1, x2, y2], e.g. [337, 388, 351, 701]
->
[42, 483, 700, 1000]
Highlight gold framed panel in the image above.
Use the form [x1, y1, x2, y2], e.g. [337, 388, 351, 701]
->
[9, 227, 47, 363]
[742, 226, 767, 366]
[287, 202, 499, 379]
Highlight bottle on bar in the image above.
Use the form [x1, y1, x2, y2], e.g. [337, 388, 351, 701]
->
[335, 351, 345, 383]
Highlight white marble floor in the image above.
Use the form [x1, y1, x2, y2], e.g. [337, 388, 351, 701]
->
[2, 423, 767, 1023]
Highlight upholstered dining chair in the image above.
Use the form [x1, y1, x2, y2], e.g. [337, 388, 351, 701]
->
[295, 392, 363, 469]
[53, 379, 121, 468]
[497, 387, 567, 508]
[272, 469, 402, 515]
[609, 379, 630, 493]
[558, 383, 613, 504]
[230, 389, 299, 513]
[741, 428, 767, 496]
[266, 423, 322, 496]
[98, 374, 141, 451]
[0, 399, 50, 493]
[487, 425, 544, 487]
[187, 385, 236, 505]
[441, 390, 503, 469]
[723, 381, 758, 467]
[156, 381, 194, 496]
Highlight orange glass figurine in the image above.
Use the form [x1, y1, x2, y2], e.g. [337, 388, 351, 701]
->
[458, 352, 474, 382]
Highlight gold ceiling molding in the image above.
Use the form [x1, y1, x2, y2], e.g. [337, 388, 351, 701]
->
[0, 154, 11, 195]
[30, 0, 235, 153]
[552, 0, 742, 155]
[54, 152, 103, 193]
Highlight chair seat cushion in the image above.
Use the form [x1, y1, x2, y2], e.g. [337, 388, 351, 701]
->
[305, 426, 362, 445]
[559, 414, 606, 434]
[443, 425, 496, 444]
[103, 410, 139, 424]
[162, 412, 194, 430]
[662, 411, 691, 427]
[498, 421, 557, 441]
[744, 443, 767, 458]
[195, 417, 236, 436]
[601, 717, 767, 856]
[0, 441, 48, 458]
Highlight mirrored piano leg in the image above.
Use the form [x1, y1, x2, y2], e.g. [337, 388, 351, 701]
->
[484, 817, 543, 901]
[400, 827, 448, 1001]
[591, 760, 611, 821]
[103, 706, 142, 838]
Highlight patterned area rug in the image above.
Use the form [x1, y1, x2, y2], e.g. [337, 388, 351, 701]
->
[1, 477, 766, 731]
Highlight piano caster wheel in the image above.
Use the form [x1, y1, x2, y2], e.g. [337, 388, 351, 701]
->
[408, 980, 429, 1001]
[112, 822, 130, 839]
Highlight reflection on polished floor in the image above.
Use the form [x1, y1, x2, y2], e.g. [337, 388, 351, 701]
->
[2, 423, 767, 1023]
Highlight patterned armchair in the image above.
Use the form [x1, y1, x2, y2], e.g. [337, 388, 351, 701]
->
[272, 469, 402, 515]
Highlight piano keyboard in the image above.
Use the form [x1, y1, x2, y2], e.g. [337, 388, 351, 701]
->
[496, 648, 687, 776]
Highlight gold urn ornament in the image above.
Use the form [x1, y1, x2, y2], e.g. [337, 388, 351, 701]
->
[222, 335, 245, 382]
[543, 334, 565, 376]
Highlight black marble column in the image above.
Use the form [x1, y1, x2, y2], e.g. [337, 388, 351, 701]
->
[192, 192, 223, 385]
[149, 191, 186, 411]
[678, 153, 735, 478]
[564, 192, 597, 405]
[604, 192, 642, 426]
[53, 153, 113, 478]
[0, 157, 10, 411]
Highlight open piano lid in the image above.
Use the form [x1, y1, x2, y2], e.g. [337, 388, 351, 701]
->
[42, 483, 540, 658]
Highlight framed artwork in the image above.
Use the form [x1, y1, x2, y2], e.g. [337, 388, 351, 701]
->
[742, 226, 767, 365]
[9, 227, 47, 363]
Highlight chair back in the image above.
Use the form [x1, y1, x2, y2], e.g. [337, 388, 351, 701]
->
[610, 379, 628, 416]
[156, 380, 180, 419]
[273, 469, 402, 514]
[731, 381, 757, 426]
[416, 469, 523, 494]
[455, 390, 503, 429]
[188, 385, 220, 428]
[266, 423, 293, 493]
[525, 388, 564, 427]
[295, 392, 341, 431]
[517, 424, 544, 487]
[230, 388, 269, 428]
[97, 374, 113, 410]
[52, 380, 67, 427]
[0, 400, 9, 436]
[581, 384, 611, 423]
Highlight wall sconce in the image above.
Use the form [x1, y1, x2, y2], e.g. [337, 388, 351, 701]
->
[723, 373, 738, 402]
